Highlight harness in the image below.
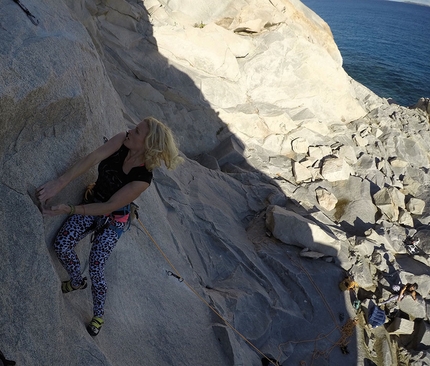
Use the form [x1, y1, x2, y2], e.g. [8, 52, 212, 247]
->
[83, 183, 139, 240]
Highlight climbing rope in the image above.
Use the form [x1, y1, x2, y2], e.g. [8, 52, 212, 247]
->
[276, 254, 358, 365]
[137, 218, 357, 365]
[137, 218, 279, 366]
[333, 318, 358, 354]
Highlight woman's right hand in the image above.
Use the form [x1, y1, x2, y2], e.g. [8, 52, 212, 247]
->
[42, 204, 71, 217]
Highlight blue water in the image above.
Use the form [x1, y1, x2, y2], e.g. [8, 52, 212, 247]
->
[301, 0, 430, 106]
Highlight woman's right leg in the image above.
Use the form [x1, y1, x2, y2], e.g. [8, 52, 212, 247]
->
[54, 214, 97, 288]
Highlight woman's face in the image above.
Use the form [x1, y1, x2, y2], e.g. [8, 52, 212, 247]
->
[125, 120, 149, 151]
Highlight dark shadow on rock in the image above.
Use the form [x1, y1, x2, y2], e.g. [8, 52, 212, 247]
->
[340, 217, 373, 236]
[409, 319, 428, 350]
[365, 177, 381, 197]
[378, 253, 402, 289]
[0, 349, 16, 366]
[396, 254, 430, 276]
[357, 288, 375, 304]
[363, 358, 378, 366]
[397, 315, 423, 350]
[377, 272, 402, 297]
[261, 355, 279, 366]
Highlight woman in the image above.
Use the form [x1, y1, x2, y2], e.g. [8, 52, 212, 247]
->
[379, 282, 419, 305]
[37, 117, 182, 336]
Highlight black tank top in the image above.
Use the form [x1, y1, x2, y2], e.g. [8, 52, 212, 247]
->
[93, 144, 153, 202]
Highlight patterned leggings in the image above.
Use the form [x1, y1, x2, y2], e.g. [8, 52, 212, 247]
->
[54, 214, 125, 318]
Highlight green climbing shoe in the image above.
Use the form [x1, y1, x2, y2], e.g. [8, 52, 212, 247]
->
[61, 277, 87, 293]
[87, 317, 104, 337]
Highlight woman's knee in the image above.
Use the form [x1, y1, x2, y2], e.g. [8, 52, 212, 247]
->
[55, 215, 95, 246]
[53, 234, 73, 255]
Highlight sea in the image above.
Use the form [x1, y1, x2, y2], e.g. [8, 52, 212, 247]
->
[301, 0, 430, 107]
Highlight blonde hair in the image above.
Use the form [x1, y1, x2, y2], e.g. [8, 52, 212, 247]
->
[142, 117, 184, 171]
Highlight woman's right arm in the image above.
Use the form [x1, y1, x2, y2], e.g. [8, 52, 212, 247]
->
[397, 285, 408, 302]
[37, 132, 126, 203]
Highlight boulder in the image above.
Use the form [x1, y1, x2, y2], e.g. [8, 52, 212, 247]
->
[292, 161, 312, 183]
[389, 157, 408, 177]
[266, 205, 341, 257]
[403, 176, 423, 197]
[373, 187, 401, 222]
[196, 153, 220, 170]
[374, 221, 408, 253]
[407, 198, 425, 215]
[321, 156, 352, 182]
[349, 260, 375, 290]
[364, 228, 397, 253]
[315, 187, 338, 211]
[337, 145, 358, 165]
[328, 176, 377, 235]
[291, 137, 309, 154]
[209, 135, 246, 167]
[386, 318, 415, 335]
[399, 208, 414, 227]
[392, 136, 429, 169]
[366, 170, 392, 192]
[410, 351, 430, 366]
[309, 145, 332, 160]
[398, 297, 426, 320]
[354, 237, 379, 258]
[354, 134, 369, 147]
[413, 97, 430, 114]
[391, 187, 406, 209]
[356, 154, 377, 173]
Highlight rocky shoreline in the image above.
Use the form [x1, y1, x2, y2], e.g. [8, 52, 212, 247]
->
[198, 96, 430, 365]
[228, 99, 430, 365]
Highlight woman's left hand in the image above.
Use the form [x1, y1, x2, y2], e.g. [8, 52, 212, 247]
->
[42, 204, 71, 217]
[36, 178, 65, 204]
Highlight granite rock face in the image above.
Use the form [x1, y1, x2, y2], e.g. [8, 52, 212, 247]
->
[1, 0, 430, 366]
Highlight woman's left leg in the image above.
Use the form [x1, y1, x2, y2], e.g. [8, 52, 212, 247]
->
[379, 294, 400, 305]
[89, 220, 125, 318]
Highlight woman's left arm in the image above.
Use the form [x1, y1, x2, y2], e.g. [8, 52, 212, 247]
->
[43, 181, 150, 217]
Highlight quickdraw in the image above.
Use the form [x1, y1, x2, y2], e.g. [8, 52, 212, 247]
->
[166, 270, 183, 282]
[13, 0, 39, 25]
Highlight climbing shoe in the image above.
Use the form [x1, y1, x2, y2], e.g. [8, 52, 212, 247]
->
[87, 317, 104, 337]
[61, 277, 87, 293]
